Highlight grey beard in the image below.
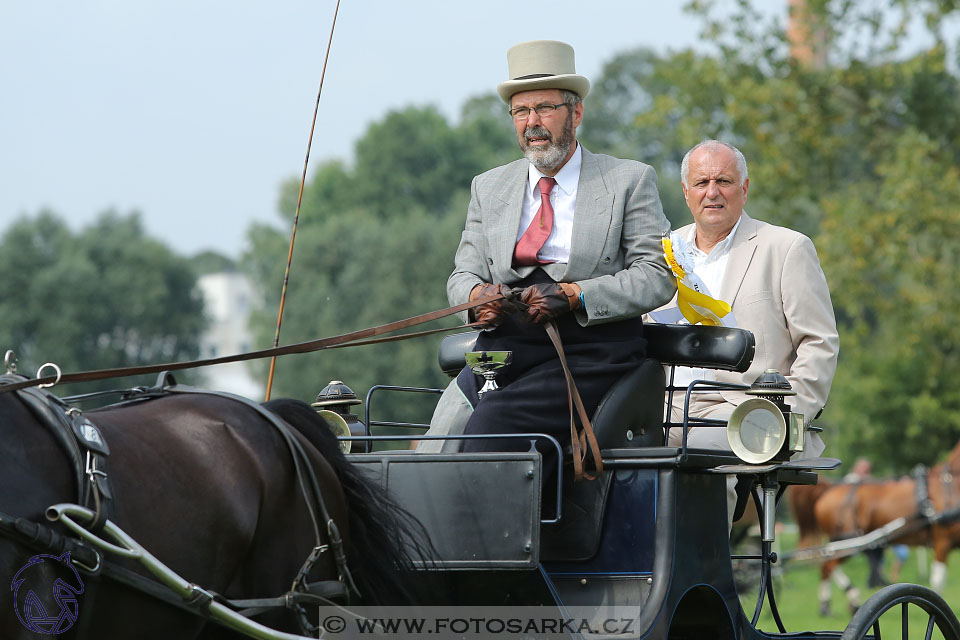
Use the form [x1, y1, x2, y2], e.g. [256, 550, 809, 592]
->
[522, 113, 575, 173]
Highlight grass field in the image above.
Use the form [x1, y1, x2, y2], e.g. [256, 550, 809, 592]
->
[733, 530, 960, 637]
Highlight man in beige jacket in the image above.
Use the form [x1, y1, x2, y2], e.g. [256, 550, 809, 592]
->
[660, 139, 839, 458]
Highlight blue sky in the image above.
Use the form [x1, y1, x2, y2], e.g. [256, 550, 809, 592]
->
[1, 1, 786, 258]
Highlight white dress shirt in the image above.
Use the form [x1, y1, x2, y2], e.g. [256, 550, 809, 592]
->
[671, 215, 743, 388]
[515, 144, 582, 264]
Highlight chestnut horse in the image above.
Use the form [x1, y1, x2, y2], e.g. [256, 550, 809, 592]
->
[0, 381, 427, 639]
[811, 441, 960, 615]
[787, 481, 834, 549]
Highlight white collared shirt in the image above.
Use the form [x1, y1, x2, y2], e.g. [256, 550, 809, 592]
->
[515, 144, 582, 264]
[671, 215, 742, 388]
[685, 214, 742, 296]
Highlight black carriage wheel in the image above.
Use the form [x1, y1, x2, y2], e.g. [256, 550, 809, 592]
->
[840, 583, 960, 640]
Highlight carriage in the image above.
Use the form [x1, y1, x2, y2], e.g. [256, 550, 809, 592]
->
[1, 323, 958, 640]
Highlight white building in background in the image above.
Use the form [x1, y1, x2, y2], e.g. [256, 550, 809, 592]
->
[197, 271, 263, 399]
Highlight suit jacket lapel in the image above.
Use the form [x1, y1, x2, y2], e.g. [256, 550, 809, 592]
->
[491, 161, 529, 277]
[719, 212, 759, 305]
[560, 148, 613, 280]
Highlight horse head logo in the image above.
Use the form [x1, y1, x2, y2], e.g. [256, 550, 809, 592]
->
[10, 552, 85, 634]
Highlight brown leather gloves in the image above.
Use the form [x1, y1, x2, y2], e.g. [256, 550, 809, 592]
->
[470, 281, 582, 326]
[518, 282, 581, 324]
[469, 283, 517, 327]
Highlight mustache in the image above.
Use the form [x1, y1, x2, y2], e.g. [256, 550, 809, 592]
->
[523, 125, 552, 142]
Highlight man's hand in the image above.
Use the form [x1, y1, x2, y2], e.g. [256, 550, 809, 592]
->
[469, 283, 517, 327]
[518, 282, 581, 324]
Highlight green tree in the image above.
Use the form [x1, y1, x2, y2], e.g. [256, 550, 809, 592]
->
[577, 0, 960, 470]
[819, 130, 960, 466]
[246, 105, 510, 421]
[0, 210, 206, 395]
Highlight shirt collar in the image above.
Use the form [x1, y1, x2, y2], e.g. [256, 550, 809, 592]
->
[687, 213, 743, 257]
[528, 143, 582, 195]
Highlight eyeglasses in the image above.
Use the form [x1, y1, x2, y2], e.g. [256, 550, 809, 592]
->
[508, 103, 570, 120]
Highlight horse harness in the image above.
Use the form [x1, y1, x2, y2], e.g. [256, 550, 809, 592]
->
[0, 372, 356, 636]
[913, 461, 960, 526]
[0, 373, 111, 570]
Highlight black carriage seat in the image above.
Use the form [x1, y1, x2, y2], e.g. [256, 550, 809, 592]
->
[437, 323, 756, 562]
[437, 322, 755, 450]
[439, 332, 665, 449]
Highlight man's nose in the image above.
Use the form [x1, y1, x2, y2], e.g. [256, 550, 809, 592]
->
[705, 181, 720, 197]
[525, 110, 543, 126]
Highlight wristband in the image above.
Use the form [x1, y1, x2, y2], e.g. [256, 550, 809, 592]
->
[578, 290, 585, 309]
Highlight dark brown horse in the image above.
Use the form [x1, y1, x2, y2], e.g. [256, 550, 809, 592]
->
[811, 441, 960, 615]
[0, 382, 426, 639]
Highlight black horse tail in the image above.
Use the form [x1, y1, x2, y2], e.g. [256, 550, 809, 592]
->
[263, 398, 439, 605]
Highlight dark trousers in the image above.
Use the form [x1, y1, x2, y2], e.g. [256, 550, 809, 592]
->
[457, 272, 647, 481]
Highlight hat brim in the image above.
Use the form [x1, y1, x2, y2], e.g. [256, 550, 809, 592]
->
[497, 74, 590, 103]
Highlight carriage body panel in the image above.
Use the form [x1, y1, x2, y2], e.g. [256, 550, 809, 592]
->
[347, 445, 762, 639]
[349, 451, 542, 569]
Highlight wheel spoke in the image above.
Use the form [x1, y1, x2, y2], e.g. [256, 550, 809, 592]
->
[924, 614, 935, 640]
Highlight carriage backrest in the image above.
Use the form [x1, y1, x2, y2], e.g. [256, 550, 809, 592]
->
[642, 323, 755, 372]
[437, 323, 755, 377]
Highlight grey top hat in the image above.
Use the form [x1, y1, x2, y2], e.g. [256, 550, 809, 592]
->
[496, 40, 590, 103]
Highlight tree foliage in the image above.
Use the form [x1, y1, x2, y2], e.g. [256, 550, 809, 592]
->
[0, 210, 206, 395]
[247, 0, 960, 469]
[592, 0, 960, 471]
[245, 104, 514, 419]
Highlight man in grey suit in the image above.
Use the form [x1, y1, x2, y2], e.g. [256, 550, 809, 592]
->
[420, 40, 675, 468]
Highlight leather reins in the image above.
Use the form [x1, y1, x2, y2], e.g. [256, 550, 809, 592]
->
[3, 291, 602, 480]
[544, 320, 603, 481]
[0, 295, 497, 395]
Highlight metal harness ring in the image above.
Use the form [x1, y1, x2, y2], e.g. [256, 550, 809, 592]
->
[37, 362, 62, 389]
[4, 350, 16, 374]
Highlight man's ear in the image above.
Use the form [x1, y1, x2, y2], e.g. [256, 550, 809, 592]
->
[741, 177, 750, 200]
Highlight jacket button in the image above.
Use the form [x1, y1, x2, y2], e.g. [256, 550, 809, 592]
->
[488, 258, 494, 265]
[603, 257, 611, 263]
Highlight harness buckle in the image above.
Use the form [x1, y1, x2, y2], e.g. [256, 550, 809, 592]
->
[85, 451, 108, 483]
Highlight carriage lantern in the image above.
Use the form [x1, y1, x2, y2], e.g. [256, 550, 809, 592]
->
[311, 380, 366, 454]
[726, 368, 804, 464]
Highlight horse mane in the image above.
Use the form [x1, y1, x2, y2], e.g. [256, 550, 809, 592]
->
[262, 398, 439, 605]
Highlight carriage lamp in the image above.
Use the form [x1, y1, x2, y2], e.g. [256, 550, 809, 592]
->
[311, 380, 365, 454]
[726, 369, 803, 464]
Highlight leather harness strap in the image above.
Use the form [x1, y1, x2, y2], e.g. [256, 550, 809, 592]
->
[0, 295, 500, 394]
[544, 320, 603, 481]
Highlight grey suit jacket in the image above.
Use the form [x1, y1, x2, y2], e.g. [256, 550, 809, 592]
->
[670, 213, 840, 454]
[448, 147, 675, 325]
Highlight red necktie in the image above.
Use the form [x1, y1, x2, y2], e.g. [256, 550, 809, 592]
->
[513, 177, 556, 266]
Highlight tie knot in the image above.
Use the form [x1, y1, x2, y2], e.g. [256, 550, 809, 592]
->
[538, 177, 556, 196]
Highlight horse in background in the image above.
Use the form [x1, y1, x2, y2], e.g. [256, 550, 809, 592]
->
[787, 480, 834, 549]
[811, 440, 960, 615]
[0, 383, 427, 640]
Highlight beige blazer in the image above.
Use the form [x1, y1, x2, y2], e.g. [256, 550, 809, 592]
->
[664, 213, 840, 455]
[447, 147, 676, 325]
